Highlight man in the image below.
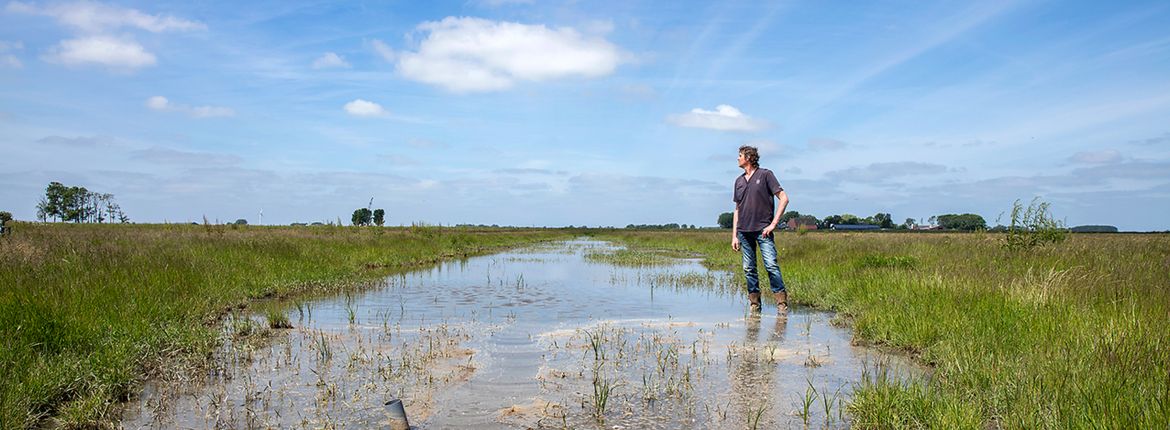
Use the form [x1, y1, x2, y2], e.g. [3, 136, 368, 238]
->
[731, 145, 789, 315]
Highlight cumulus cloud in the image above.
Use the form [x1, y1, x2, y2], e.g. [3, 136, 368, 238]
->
[44, 35, 155, 69]
[395, 17, 623, 92]
[1068, 149, 1122, 164]
[7, 1, 205, 33]
[370, 39, 394, 61]
[343, 99, 386, 117]
[311, 52, 349, 69]
[807, 138, 847, 151]
[145, 96, 234, 118]
[666, 105, 769, 132]
[10, 1, 203, 71]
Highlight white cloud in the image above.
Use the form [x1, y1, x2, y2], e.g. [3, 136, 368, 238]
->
[666, 105, 769, 132]
[1068, 149, 1122, 164]
[371, 39, 394, 61]
[44, 36, 155, 69]
[395, 17, 623, 92]
[344, 99, 386, 117]
[7, 1, 205, 33]
[145, 96, 234, 118]
[311, 52, 349, 69]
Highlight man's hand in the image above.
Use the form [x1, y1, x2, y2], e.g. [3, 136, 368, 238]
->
[731, 234, 740, 251]
[762, 223, 776, 237]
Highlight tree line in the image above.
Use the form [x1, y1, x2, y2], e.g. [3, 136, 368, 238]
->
[35, 182, 129, 223]
[717, 210, 989, 231]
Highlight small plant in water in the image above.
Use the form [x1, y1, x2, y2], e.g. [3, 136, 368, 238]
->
[592, 373, 617, 422]
[267, 309, 292, 329]
[746, 403, 768, 430]
[797, 379, 818, 426]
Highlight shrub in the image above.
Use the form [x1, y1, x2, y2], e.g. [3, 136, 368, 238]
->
[1003, 197, 1067, 250]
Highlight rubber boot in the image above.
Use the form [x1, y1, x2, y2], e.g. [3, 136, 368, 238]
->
[774, 291, 789, 315]
[748, 292, 762, 312]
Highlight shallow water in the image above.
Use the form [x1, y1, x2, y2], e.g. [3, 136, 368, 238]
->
[120, 239, 918, 429]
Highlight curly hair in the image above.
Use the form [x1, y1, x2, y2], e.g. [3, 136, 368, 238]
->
[738, 145, 759, 168]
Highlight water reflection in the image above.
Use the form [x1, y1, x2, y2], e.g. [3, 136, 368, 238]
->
[120, 239, 918, 429]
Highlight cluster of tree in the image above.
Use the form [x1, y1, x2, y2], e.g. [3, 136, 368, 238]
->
[718, 210, 988, 231]
[351, 208, 386, 226]
[35, 182, 129, 223]
[624, 223, 699, 229]
[0, 211, 12, 234]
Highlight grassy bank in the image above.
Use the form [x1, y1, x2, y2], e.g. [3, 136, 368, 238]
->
[596, 230, 1170, 429]
[0, 223, 569, 428]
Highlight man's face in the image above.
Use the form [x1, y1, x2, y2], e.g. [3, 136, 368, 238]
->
[737, 151, 748, 169]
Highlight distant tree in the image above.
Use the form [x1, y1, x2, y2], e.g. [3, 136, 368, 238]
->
[903, 218, 916, 229]
[818, 215, 843, 229]
[352, 208, 373, 226]
[234, 218, 248, 225]
[778, 211, 801, 225]
[35, 182, 126, 223]
[0, 211, 12, 226]
[373, 209, 386, 226]
[718, 212, 734, 229]
[935, 213, 986, 231]
[871, 212, 894, 229]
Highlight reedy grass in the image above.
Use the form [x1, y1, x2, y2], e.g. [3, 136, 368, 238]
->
[597, 230, 1170, 429]
[0, 222, 567, 429]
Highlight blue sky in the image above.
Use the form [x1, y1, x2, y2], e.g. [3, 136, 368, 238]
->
[2, 0, 1168, 230]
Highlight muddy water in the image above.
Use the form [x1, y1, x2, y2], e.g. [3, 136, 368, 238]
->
[120, 239, 918, 429]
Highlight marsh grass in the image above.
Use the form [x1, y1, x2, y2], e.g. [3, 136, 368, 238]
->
[0, 223, 567, 428]
[598, 230, 1170, 428]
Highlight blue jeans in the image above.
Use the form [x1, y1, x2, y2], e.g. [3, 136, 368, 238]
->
[738, 231, 786, 294]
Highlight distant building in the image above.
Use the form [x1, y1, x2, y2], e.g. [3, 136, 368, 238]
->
[786, 218, 818, 230]
[831, 224, 880, 231]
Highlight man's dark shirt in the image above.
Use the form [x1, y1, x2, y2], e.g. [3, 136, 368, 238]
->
[734, 168, 783, 232]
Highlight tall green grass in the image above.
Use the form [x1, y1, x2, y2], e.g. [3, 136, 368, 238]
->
[0, 223, 567, 428]
[598, 230, 1170, 429]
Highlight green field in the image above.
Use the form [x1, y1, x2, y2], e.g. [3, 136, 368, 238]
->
[596, 230, 1170, 428]
[3, 225, 1167, 428]
[0, 223, 570, 428]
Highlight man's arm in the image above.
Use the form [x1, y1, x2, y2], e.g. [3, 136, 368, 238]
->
[731, 207, 740, 251]
[762, 190, 789, 236]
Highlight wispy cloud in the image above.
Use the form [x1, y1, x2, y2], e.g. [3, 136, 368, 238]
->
[6, 1, 205, 33]
[0, 40, 22, 68]
[667, 104, 768, 132]
[311, 52, 349, 69]
[807, 138, 847, 151]
[1068, 149, 1122, 164]
[146, 96, 234, 118]
[395, 17, 624, 92]
[370, 39, 394, 61]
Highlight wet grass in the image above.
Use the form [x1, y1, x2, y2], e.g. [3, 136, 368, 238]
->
[0, 222, 568, 429]
[596, 230, 1170, 428]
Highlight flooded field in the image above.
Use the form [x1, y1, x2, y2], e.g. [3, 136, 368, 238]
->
[120, 239, 917, 429]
